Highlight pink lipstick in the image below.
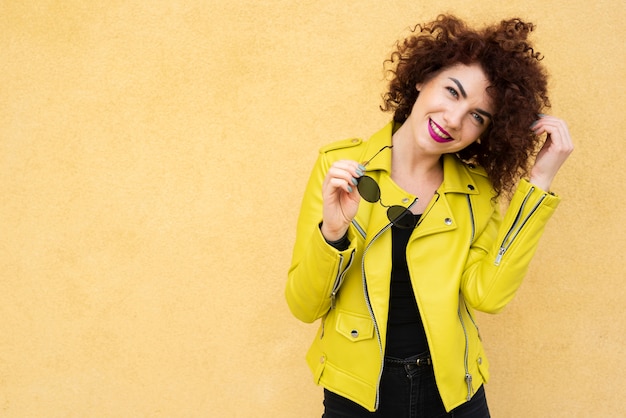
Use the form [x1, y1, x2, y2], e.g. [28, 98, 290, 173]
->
[428, 119, 453, 143]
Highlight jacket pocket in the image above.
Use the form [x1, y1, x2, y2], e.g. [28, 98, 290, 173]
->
[335, 311, 374, 342]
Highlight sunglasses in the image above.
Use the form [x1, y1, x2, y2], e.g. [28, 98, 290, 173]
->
[357, 145, 417, 229]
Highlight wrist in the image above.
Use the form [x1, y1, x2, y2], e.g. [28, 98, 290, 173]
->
[528, 175, 553, 193]
[319, 222, 349, 243]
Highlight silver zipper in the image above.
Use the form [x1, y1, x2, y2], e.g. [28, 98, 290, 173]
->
[330, 217, 367, 310]
[466, 195, 476, 244]
[464, 196, 482, 339]
[465, 303, 481, 341]
[329, 254, 345, 310]
[495, 187, 547, 266]
[457, 303, 474, 401]
[352, 219, 367, 240]
[361, 224, 391, 410]
[330, 252, 355, 309]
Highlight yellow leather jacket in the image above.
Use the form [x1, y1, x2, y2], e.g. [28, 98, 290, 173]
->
[286, 122, 560, 412]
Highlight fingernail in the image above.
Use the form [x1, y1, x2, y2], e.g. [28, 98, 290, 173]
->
[530, 120, 539, 128]
[358, 164, 366, 172]
[351, 178, 358, 186]
[538, 113, 547, 117]
[347, 186, 353, 193]
[356, 169, 364, 177]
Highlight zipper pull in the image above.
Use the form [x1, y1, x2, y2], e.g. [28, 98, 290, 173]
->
[330, 292, 337, 310]
[465, 373, 474, 401]
[494, 247, 505, 266]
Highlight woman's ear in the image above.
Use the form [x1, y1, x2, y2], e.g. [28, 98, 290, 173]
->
[416, 83, 423, 92]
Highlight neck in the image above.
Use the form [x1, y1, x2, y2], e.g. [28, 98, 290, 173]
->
[391, 128, 443, 179]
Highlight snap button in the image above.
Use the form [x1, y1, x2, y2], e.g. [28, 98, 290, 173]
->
[467, 184, 475, 191]
[320, 356, 326, 364]
[444, 218, 453, 225]
[477, 357, 483, 365]
[351, 138, 359, 143]
[350, 330, 359, 338]
[402, 197, 410, 204]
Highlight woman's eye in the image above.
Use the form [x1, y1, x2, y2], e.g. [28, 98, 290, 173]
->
[446, 87, 459, 98]
[471, 113, 485, 124]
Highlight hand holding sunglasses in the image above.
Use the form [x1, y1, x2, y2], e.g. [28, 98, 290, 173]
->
[321, 145, 417, 242]
[320, 158, 365, 242]
[356, 146, 416, 229]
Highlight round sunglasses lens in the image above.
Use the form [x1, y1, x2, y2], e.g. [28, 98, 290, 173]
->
[357, 176, 381, 203]
[387, 206, 415, 229]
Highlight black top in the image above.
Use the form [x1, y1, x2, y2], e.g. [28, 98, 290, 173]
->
[385, 215, 429, 358]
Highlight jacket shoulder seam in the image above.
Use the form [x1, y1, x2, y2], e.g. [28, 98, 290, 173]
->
[319, 138, 363, 154]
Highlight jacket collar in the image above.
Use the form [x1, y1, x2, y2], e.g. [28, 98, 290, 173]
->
[440, 154, 481, 195]
[358, 122, 395, 172]
[362, 122, 481, 196]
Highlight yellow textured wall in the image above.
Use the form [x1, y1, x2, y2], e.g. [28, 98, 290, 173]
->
[1, 1, 624, 417]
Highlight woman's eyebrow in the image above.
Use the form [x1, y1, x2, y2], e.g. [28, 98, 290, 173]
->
[476, 108, 493, 120]
[449, 77, 467, 98]
[449, 77, 493, 120]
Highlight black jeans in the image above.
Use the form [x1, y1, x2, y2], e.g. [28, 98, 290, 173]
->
[323, 354, 490, 418]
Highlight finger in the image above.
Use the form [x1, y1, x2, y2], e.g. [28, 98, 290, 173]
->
[324, 170, 359, 196]
[326, 175, 357, 194]
[325, 161, 363, 188]
[538, 120, 573, 153]
[334, 160, 365, 178]
[533, 129, 574, 170]
[532, 117, 569, 140]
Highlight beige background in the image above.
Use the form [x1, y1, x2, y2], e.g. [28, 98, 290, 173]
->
[1, 1, 624, 417]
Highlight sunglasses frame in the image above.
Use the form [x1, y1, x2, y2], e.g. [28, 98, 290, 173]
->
[356, 146, 417, 229]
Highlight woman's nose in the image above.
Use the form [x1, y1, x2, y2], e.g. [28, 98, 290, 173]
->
[443, 106, 463, 130]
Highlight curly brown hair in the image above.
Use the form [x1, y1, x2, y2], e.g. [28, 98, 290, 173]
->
[381, 15, 550, 197]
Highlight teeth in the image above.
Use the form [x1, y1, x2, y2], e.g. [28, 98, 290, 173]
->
[430, 120, 450, 139]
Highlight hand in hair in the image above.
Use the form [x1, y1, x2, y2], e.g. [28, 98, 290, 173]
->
[529, 115, 574, 192]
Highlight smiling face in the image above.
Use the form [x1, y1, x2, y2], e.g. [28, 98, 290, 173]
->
[404, 63, 494, 156]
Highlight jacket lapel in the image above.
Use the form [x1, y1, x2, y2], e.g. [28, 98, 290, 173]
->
[411, 155, 479, 240]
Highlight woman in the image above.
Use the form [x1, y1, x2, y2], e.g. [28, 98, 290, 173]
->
[286, 15, 573, 417]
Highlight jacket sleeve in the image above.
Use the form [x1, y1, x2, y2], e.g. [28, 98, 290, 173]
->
[461, 179, 561, 313]
[285, 152, 357, 323]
